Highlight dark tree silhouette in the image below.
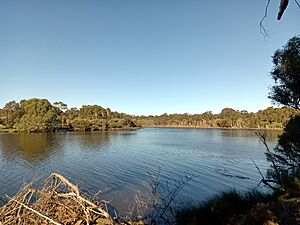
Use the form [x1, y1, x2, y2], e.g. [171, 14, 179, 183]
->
[268, 36, 300, 109]
[266, 37, 300, 180]
[277, 0, 290, 20]
[273, 116, 300, 171]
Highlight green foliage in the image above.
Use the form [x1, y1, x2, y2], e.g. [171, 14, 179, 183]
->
[175, 190, 271, 225]
[275, 172, 300, 200]
[70, 118, 91, 131]
[53, 101, 68, 111]
[14, 99, 60, 132]
[63, 107, 79, 126]
[176, 178, 300, 225]
[108, 118, 137, 129]
[273, 115, 300, 172]
[108, 118, 124, 129]
[1, 101, 23, 128]
[0, 98, 297, 132]
[70, 118, 108, 131]
[0, 98, 137, 132]
[265, 37, 300, 178]
[79, 105, 108, 119]
[90, 119, 108, 131]
[269, 36, 300, 109]
[136, 107, 299, 129]
[69, 105, 136, 131]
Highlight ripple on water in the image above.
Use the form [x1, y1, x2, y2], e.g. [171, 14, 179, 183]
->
[0, 128, 279, 211]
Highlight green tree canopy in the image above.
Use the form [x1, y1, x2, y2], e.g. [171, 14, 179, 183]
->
[15, 99, 61, 132]
[2, 101, 23, 128]
[266, 36, 300, 178]
[269, 36, 300, 109]
[273, 116, 300, 170]
[79, 105, 108, 120]
[53, 101, 68, 111]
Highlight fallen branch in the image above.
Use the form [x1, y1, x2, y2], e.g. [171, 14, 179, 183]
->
[0, 173, 114, 225]
[7, 197, 61, 225]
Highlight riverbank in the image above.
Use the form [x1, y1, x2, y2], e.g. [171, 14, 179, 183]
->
[0, 173, 144, 225]
[176, 172, 300, 225]
[0, 126, 282, 135]
[2, 172, 300, 225]
[0, 127, 141, 133]
[1, 98, 298, 134]
[146, 125, 283, 131]
[0, 128, 17, 133]
[176, 189, 300, 225]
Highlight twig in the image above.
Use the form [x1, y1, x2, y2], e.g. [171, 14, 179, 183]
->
[158, 174, 195, 223]
[251, 159, 277, 190]
[251, 159, 265, 180]
[260, 0, 272, 38]
[6, 196, 62, 225]
[48, 173, 80, 195]
[255, 131, 281, 183]
[295, 0, 300, 8]
[56, 192, 110, 218]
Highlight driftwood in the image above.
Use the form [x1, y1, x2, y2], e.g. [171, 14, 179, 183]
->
[0, 173, 114, 225]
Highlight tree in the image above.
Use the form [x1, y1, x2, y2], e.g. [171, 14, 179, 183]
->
[63, 107, 79, 127]
[15, 99, 60, 132]
[265, 37, 300, 181]
[268, 36, 300, 109]
[2, 101, 23, 128]
[79, 105, 107, 120]
[273, 116, 300, 170]
[53, 101, 68, 111]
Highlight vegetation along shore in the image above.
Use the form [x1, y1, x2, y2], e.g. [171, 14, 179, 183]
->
[0, 99, 298, 133]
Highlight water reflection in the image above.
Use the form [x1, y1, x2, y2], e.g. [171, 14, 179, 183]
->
[0, 133, 57, 163]
[0, 128, 279, 213]
[109, 131, 137, 136]
[218, 129, 281, 141]
[75, 132, 111, 151]
[0, 132, 112, 164]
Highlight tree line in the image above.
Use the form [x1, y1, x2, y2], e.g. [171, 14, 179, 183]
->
[136, 107, 299, 129]
[0, 99, 138, 132]
[1, 98, 299, 132]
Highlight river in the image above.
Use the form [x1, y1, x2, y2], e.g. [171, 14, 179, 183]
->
[0, 128, 279, 213]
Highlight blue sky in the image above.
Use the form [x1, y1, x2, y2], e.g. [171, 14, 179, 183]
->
[0, 1, 299, 115]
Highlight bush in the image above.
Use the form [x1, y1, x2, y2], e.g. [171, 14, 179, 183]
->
[175, 190, 271, 225]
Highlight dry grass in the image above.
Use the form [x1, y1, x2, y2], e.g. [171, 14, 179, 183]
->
[0, 173, 114, 225]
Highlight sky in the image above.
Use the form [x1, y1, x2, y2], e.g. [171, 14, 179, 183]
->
[0, 1, 299, 115]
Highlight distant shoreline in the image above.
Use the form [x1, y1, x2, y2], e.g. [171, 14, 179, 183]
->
[0, 126, 282, 133]
[145, 125, 283, 131]
[0, 127, 141, 133]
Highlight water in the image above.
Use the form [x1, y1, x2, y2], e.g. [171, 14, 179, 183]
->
[0, 128, 279, 213]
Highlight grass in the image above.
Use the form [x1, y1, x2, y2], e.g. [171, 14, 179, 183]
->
[175, 190, 272, 225]
[176, 174, 300, 225]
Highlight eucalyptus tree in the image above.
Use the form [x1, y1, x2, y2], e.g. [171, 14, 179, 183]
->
[269, 36, 300, 109]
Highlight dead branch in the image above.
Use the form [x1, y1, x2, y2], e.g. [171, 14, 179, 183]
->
[0, 173, 114, 225]
[260, 0, 272, 38]
[7, 197, 61, 225]
[255, 131, 282, 183]
[295, 0, 300, 8]
[251, 159, 277, 190]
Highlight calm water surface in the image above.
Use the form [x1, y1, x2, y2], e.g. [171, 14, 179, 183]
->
[0, 128, 279, 212]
